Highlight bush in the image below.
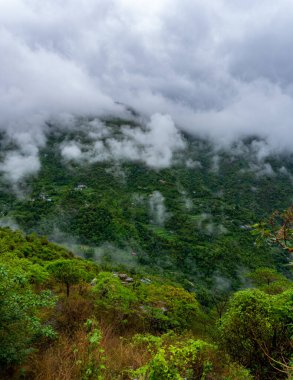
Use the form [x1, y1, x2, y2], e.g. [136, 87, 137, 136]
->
[219, 288, 293, 379]
[0, 262, 56, 368]
[137, 284, 200, 332]
[92, 272, 138, 324]
[130, 333, 254, 380]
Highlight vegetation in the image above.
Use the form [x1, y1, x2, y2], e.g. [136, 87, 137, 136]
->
[47, 259, 90, 297]
[252, 206, 293, 254]
[219, 289, 293, 379]
[0, 259, 56, 368]
[0, 226, 291, 379]
[0, 123, 292, 378]
[1, 125, 292, 292]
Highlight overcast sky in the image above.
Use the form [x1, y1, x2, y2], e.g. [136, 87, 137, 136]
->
[0, 0, 293, 182]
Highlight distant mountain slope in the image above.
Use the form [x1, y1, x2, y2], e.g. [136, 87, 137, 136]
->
[0, 118, 292, 290]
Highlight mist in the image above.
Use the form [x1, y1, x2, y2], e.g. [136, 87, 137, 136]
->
[1, 0, 293, 183]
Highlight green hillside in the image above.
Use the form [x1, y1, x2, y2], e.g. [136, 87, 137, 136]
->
[0, 226, 292, 379]
[0, 116, 292, 378]
[0, 119, 292, 293]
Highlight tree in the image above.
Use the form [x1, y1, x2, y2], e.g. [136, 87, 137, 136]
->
[0, 262, 56, 369]
[138, 284, 200, 332]
[92, 272, 138, 323]
[0, 254, 49, 285]
[131, 333, 253, 380]
[246, 267, 291, 295]
[247, 267, 286, 287]
[47, 259, 89, 297]
[252, 206, 293, 254]
[219, 288, 293, 379]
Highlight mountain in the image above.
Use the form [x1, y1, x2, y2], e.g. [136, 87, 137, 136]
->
[0, 117, 292, 294]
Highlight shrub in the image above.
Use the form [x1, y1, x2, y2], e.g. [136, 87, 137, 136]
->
[219, 288, 293, 379]
[92, 272, 138, 324]
[0, 262, 56, 368]
[137, 284, 200, 332]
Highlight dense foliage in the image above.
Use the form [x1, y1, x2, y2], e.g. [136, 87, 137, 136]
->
[0, 121, 292, 378]
[0, 227, 291, 379]
[0, 260, 56, 367]
[0, 121, 292, 292]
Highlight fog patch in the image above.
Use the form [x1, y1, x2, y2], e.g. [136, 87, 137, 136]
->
[149, 191, 168, 226]
[0, 217, 20, 231]
[0, 150, 40, 184]
[60, 113, 185, 169]
[94, 242, 138, 268]
[186, 159, 202, 169]
[183, 197, 193, 211]
[210, 155, 220, 173]
[196, 213, 228, 236]
[178, 189, 193, 211]
[105, 164, 127, 184]
[240, 162, 275, 178]
[61, 142, 83, 161]
[213, 273, 232, 293]
[132, 193, 145, 206]
[279, 166, 293, 183]
[0, 130, 44, 186]
[107, 113, 185, 168]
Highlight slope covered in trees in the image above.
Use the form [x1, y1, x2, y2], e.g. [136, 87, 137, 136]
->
[0, 118, 292, 293]
[0, 227, 292, 379]
[0, 119, 292, 378]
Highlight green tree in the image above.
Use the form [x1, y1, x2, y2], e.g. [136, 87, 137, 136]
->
[247, 267, 291, 295]
[130, 333, 253, 380]
[0, 254, 49, 285]
[47, 259, 90, 297]
[92, 272, 138, 322]
[252, 206, 293, 254]
[219, 288, 293, 379]
[247, 267, 286, 287]
[0, 262, 56, 369]
[138, 284, 200, 332]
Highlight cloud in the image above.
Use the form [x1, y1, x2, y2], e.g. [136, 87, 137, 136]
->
[61, 143, 83, 161]
[1, 0, 293, 183]
[108, 113, 186, 168]
[61, 113, 185, 168]
[149, 191, 168, 226]
[0, 131, 42, 183]
[0, 151, 40, 183]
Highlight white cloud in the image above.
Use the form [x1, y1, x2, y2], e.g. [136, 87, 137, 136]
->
[112, 113, 186, 168]
[0, 151, 40, 183]
[61, 143, 83, 161]
[60, 113, 185, 169]
[149, 191, 168, 226]
[1, 0, 293, 183]
[186, 159, 202, 169]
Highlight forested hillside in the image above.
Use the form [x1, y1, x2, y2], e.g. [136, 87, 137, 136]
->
[0, 118, 292, 379]
[0, 118, 292, 292]
[0, 226, 292, 379]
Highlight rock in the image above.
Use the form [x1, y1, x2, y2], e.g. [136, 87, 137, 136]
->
[118, 273, 128, 280]
[125, 277, 134, 283]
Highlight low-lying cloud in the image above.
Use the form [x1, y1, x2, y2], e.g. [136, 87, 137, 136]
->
[149, 191, 168, 226]
[1, 0, 293, 183]
[61, 113, 185, 169]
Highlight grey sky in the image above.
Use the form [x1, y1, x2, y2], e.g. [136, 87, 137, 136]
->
[0, 0, 292, 182]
